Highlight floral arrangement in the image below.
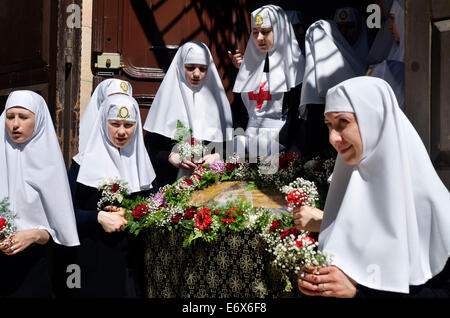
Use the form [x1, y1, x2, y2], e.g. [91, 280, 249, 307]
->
[0, 197, 17, 240]
[97, 177, 131, 211]
[97, 152, 335, 288]
[173, 120, 206, 161]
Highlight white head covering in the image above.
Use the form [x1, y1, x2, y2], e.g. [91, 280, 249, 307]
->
[143, 41, 233, 142]
[0, 90, 79, 246]
[386, 0, 404, 62]
[334, 7, 369, 65]
[320, 76, 450, 293]
[74, 79, 133, 164]
[366, 0, 394, 64]
[299, 20, 366, 112]
[77, 94, 156, 193]
[232, 5, 305, 94]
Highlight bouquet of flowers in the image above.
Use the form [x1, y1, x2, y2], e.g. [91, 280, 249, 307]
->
[0, 197, 17, 240]
[280, 177, 320, 210]
[97, 177, 131, 211]
[261, 214, 331, 292]
[174, 120, 206, 161]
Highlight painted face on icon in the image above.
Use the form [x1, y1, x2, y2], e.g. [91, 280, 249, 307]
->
[325, 111, 363, 166]
[184, 64, 208, 87]
[5, 106, 36, 144]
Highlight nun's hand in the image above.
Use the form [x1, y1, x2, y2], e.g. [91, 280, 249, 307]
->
[293, 205, 323, 232]
[228, 49, 243, 69]
[199, 153, 221, 165]
[298, 266, 357, 298]
[98, 210, 128, 233]
[1, 230, 50, 255]
[168, 152, 197, 170]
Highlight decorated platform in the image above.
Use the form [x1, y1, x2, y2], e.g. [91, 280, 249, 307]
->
[98, 152, 336, 298]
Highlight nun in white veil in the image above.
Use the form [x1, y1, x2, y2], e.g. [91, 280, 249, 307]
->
[74, 78, 133, 164]
[299, 18, 366, 157]
[333, 7, 369, 66]
[369, 0, 405, 110]
[232, 4, 305, 158]
[67, 93, 156, 297]
[296, 77, 450, 298]
[0, 90, 79, 297]
[143, 41, 233, 187]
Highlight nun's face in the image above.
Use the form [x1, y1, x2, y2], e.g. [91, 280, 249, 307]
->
[184, 64, 208, 87]
[252, 27, 274, 52]
[325, 112, 362, 166]
[107, 120, 136, 148]
[5, 107, 36, 144]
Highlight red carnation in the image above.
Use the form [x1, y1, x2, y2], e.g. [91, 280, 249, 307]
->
[280, 226, 300, 240]
[279, 153, 294, 170]
[170, 213, 183, 224]
[287, 190, 309, 207]
[227, 206, 239, 217]
[0, 218, 7, 231]
[132, 204, 148, 219]
[269, 220, 281, 232]
[183, 178, 194, 186]
[225, 163, 237, 171]
[194, 207, 212, 231]
[111, 183, 120, 193]
[220, 217, 236, 227]
[184, 207, 197, 220]
[295, 236, 315, 249]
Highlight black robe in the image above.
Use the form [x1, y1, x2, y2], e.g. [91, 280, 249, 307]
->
[59, 160, 154, 298]
[0, 243, 53, 298]
[144, 132, 228, 189]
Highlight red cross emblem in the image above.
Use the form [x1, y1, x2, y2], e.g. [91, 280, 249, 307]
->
[248, 82, 271, 110]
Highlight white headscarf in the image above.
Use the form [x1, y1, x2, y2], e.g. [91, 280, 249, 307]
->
[0, 91, 79, 246]
[74, 79, 133, 164]
[299, 20, 366, 112]
[143, 41, 233, 142]
[386, 0, 404, 62]
[334, 7, 369, 65]
[366, 0, 394, 64]
[320, 76, 450, 293]
[77, 94, 156, 193]
[369, 0, 405, 109]
[232, 5, 305, 94]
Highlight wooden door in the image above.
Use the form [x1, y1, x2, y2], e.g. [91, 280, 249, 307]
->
[91, 0, 250, 122]
[406, 0, 450, 189]
[0, 0, 57, 116]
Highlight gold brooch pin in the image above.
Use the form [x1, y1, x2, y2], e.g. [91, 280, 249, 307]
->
[254, 14, 263, 27]
[339, 10, 348, 21]
[117, 106, 130, 119]
[120, 81, 129, 93]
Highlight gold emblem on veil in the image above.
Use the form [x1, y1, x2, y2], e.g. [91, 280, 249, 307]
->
[339, 10, 348, 21]
[120, 81, 129, 93]
[118, 106, 130, 119]
[254, 14, 263, 27]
